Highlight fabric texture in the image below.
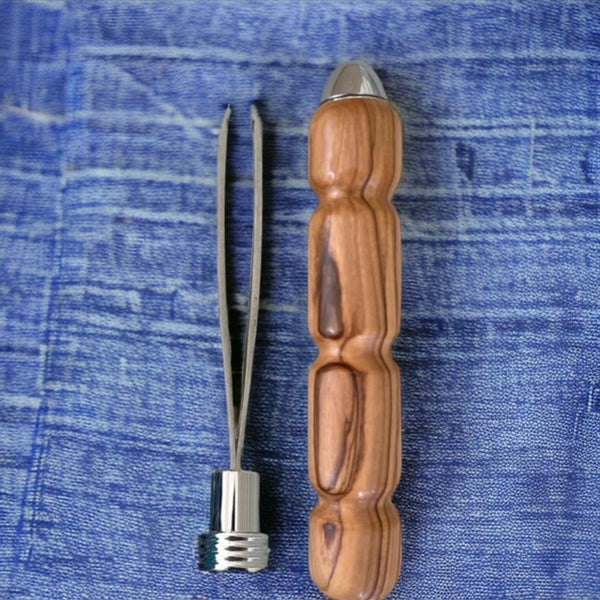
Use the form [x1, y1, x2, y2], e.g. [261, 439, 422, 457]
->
[1, 1, 599, 598]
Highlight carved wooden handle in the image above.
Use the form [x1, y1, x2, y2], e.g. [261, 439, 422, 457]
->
[308, 88, 403, 600]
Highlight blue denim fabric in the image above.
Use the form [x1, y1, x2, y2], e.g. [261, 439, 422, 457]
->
[1, 1, 599, 599]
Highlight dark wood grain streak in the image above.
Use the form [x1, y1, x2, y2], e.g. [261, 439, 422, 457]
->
[308, 97, 403, 600]
[317, 225, 344, 339]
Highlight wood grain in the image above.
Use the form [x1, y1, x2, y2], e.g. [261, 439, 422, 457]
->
[308, 97, 403, 600]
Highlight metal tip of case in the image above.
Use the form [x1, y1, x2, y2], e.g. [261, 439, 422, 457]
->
[321, 61, 387, 102]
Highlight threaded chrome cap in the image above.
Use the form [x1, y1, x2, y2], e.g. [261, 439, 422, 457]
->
[198, 470, 269, 572]
[199, 531, 269, 573]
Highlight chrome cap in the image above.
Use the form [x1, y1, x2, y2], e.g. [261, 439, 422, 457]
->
[321, 61, 387, 102]
[198, 470, 269, 573]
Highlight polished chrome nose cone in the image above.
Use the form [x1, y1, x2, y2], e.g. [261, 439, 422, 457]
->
[321, 61, 388, 102]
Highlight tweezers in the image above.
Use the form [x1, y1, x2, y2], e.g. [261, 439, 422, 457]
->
[198, 105, 269, 573]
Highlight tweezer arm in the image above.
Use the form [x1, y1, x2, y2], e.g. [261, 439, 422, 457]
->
[236, 106, 263, 470]
[217, 106, 235, 468]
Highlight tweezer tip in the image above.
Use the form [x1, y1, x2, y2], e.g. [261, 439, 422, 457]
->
[251, 105, 262, 136]
[251, 104, 261, 124]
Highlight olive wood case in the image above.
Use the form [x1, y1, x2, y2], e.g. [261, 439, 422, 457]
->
[308, 96, 403, 600]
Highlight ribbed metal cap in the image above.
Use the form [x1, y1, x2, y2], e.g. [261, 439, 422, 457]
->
[321, 61, 387, 102]
[198, 470, 269, 573]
